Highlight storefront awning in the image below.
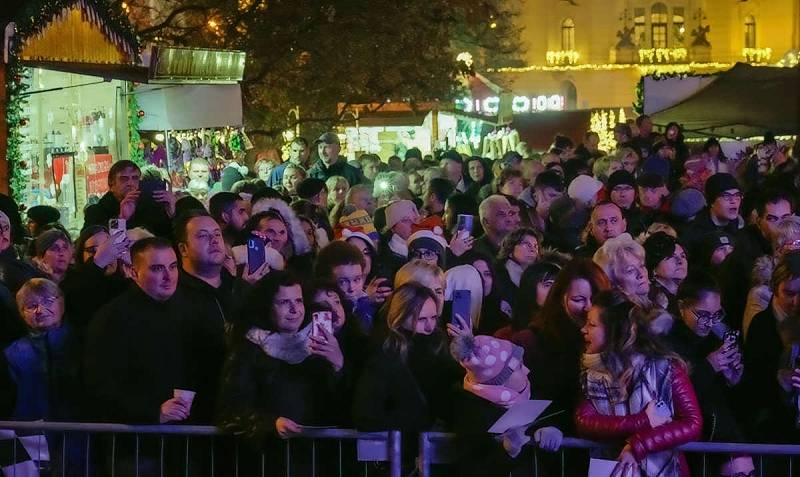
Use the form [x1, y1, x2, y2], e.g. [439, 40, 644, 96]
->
[135, 83, 243, 131]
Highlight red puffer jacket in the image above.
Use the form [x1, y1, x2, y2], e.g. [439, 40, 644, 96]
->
[574, 362, 703, 477]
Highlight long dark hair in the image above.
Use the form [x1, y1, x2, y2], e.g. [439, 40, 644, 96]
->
[592, 290, 683, 390]
[510, 261, 561, 331]
[74, 225, 108, 267]
[533, 258, 611, 345]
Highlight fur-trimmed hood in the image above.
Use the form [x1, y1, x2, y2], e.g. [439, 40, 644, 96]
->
[251, 198, 312, 256]
[751, 254, 774, 287]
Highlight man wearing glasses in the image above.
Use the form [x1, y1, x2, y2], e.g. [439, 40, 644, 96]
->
[683, 173, 746, 257]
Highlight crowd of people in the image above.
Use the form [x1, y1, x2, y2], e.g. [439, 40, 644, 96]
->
[1, 117, 800, 476]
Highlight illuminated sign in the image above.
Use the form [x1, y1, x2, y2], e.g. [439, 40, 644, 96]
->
[455, 94, 565, 115]
[148, 46, 246, 84]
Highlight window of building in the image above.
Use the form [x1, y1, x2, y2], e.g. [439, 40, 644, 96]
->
[651, 3, 668, 48]
[744, 15, 756, 48]
[673, 7, 685, 45]
[561, 18, 575, 50]
[634, 8, 646, 45]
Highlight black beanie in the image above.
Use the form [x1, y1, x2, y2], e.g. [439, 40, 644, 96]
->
[704, 173, 740, 204]
[607, 170, 636, 190]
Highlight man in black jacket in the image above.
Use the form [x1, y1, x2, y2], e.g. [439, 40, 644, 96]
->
[308, 132, 363, 185]
[174, 211, 267, 423]
[85, 237, 192, 424]
[721, 188, 795, 330]
[83, 160, 175, 237]
[682, 173, 745, 257]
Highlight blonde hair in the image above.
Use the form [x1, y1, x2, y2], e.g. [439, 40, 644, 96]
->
[592, 234, 645, 288]
[773, 216, 800, 250]
[383, 282, 442, 361]
[394, 259, 445, 290]
[16, 278, 63, 317]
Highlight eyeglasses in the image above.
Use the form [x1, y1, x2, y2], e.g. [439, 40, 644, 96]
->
[412, 249, 438, 260]
[23, 296, 57, 313]
[719, 192, 743, 202]
[692, 309, 725, 326]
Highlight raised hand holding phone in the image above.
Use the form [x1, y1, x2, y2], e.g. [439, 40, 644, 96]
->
[308, 325, 343, 372]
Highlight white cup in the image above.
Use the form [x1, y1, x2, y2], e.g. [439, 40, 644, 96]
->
[173, 389, 196, 410]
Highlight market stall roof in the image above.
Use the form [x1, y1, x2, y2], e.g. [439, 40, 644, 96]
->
[135, 83, 243, 131]
[5, 0, 140, 80]
[650, 63, 800, 138]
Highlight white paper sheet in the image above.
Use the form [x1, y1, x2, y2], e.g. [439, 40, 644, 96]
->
[588, 458, 618, 477]
[487, 399, 551, 434]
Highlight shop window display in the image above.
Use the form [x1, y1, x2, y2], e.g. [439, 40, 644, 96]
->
[19, 68, 125, 232]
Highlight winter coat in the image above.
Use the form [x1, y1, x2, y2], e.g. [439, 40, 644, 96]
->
[308, 158, 363, 185]
[60, 262, 129, 330]
[83, 191, 173, 238]
[217, 335, 346, 464]
[720, 224, 772, 331]
[664, 319, 745, 443]
[177, 270, 245, 423]
[84, 286, 192, 424]
[575, 361, 702, 477]
[4, 324, 82, 421]
[740, 302, 800, 443]
[681, 208, 744, 260]
[353, 331, 463, 434]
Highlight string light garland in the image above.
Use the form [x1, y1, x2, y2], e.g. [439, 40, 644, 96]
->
[488, 61, 735, 75]
[638, 48, 688, 63]
[4, 0, 140, 203]
[742, 47, 772, 63]
[546, 50, 580, 66]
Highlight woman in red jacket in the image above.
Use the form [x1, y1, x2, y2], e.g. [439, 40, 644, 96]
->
[576, 291, 703, 477]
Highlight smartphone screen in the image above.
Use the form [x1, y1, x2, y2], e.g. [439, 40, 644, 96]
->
[451, 289, 472, 329]
[312, 311, 333, 338]
[456, 214, 474, 236]
[247, 236, 266, 274]
[108, 218, 130, 264]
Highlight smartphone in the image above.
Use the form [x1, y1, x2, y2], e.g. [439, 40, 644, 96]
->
[312, 311, 333, 339]
[108, 218, 131, 264]
[247, 236, 266, 274]
[451, 289, 472, 329]
[456, 214, 474, 236]
[724, 330, 740, 349]
[139, 178, 167, 199]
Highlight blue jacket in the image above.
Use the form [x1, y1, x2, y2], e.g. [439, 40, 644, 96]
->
[4, 323, 80, 421]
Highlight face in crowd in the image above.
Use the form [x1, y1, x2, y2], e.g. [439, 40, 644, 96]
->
[19, 288, 64, 332]
[42, 237, 72, 277]
[223, 200, 250, 232]
[590, 203, 626, 245]
[581, 305, 606, 354]
[318, 141, 341, 166]
[471, 259, 493, 297]
[654, 243, 688, 282]
[257, 216, 289, 253]
[512, 234, 539, 267]
[679, 290, 723, 338]
[484, 198, 518, 237]
[710, 188, 743, 222]
[610, 184, 635, 210]
[331, 262, 365, 302]
[272, 284, 305, 333]
[110, 166, 141, 201]
[564, 278, 593, 324]
[282, 168, 305, 195]
[533, 186, 563, 218]
[133, 246, 179, 302]
[289, 141, 310, 166]
[189, 162, 210, 184]
[312, 289, 346, 331]
[403, 297, 439, 335]
[181, 216, 226, 268]
[615, 252, 650, 298]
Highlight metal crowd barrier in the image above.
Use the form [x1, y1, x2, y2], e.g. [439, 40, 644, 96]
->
[0, 421, 401, 477]
[419, 432, 800, 477]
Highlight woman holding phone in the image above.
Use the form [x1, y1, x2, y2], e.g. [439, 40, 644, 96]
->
[219, 271, 346, 474]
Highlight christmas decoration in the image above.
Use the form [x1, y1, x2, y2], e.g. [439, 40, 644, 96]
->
[3, 0, 140, 202]
[127, 88, 146, 167]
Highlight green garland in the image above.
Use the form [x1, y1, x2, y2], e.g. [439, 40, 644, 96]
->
[127, 87, 145, 167]
[5, 0, 140, 204]
[5, 65, 30, 206]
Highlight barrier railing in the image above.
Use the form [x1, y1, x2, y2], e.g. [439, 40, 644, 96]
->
[419, 432, 800, 477]
[0, 421, 402, 477]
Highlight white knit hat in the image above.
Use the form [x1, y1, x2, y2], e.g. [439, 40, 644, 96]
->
[384, 200, 419, 232]
[567, 175, 603, 207]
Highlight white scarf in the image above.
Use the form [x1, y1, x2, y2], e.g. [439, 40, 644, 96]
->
[388, 233, 408, 257]
[581, 353, 681, 477]
[246, 325, 312, 364]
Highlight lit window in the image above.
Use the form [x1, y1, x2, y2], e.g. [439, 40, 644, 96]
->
[651, 3, 668, 48]
[744, 15, 756, 48]
[673, 7, 685, 45]
[561, 18, 575, 51]
[634, 8, 646, 45]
